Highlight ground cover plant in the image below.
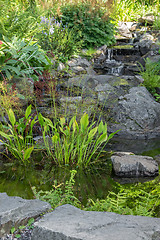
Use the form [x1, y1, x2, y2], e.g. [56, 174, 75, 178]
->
[33, 169, 160, 217]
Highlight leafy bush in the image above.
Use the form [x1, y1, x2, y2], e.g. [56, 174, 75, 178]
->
[0, 36, 51, 81]
[140, 58, 160, 101]
[59, 2, 116, 48]
[36, 16, 83, 63]
[32, 170, 81, 209]
[0, 105, 36, 165]
[38, 112, 118, 167]
[0, 0, 38, 39]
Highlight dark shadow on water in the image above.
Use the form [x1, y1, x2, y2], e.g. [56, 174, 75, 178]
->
[106, 137, 160, 156]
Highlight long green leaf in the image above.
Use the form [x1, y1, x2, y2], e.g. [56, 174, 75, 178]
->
[88, 127, 98, 140]
[8, 109, 16, 126]
[25, 105, 32, 119]
[0, 131, 11, 140]
[23, 146, 34, 161]
[80, 113, 89, 132]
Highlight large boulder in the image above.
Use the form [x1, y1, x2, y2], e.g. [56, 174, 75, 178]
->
[0, 193, 51, 237]
[67, 75, 160, 139]
[110, 87, 160, 139]
[111, 153, 159, 177]
[31, 204, 160, 240]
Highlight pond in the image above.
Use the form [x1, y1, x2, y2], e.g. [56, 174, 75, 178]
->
[0, 151, 116, 205]
[0, 138, 160, 206]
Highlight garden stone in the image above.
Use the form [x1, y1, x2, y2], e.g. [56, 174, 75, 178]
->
[72, 66, 87, 74]
[117, 21, 133, 39]
[140, 33, 155, 42]
[134, 39, 154, 55]
[0, 193, 51, 237]
[57, 62, 65, 71]
[109, 87, 160, 139]
[111, 153, 159, 177]
[31, 204, 160, 240]
[138, 15, 155, 25]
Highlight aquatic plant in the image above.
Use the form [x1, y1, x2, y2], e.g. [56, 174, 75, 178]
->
[38, 112, 118, 167]
[0, 105, 36, 165]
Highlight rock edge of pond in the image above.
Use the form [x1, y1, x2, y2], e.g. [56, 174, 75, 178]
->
[1, 197, 160, 240]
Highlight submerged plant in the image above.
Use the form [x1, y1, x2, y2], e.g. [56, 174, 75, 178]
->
[0, 105, 36, 165]
[38, 112, 118, 167]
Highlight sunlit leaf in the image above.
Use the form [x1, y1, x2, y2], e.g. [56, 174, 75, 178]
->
[23, 146, 34, 161]
[8, 109, 16, 126]
[25, 105, 32, 119]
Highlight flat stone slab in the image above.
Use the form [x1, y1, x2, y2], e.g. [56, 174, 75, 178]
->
[0, 192, 51, 237]
[31, 204, 160, 240]
[111, 153, 159, 177]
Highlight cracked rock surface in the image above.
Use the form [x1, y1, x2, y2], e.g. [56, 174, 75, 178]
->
[31, 204, 160, 240]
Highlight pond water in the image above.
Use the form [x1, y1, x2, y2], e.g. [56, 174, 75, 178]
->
[0, 138, 160, 205]
[0, 152, 116, 205]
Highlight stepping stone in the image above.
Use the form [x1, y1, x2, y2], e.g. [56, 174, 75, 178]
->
[31, 204, 160, 240]
[0, 192, 51, 237]
[111, 153, 159, 177]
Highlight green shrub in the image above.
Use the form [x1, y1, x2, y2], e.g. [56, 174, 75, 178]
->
[0, 36, 51, 81]
[59, 2, 116, 48]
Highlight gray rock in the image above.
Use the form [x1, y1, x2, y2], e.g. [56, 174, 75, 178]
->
[111, 154, 159, 177]
[113, 86, 160, 132]
[135, 39, 154, 55]
[60, 96, 82, 103]
[72, 66, 87, 74]
[138, 15, 155, 25]
[0, 193, 51, 237]
[57, 62, 65, 71]
[31, 204, 160, 240]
